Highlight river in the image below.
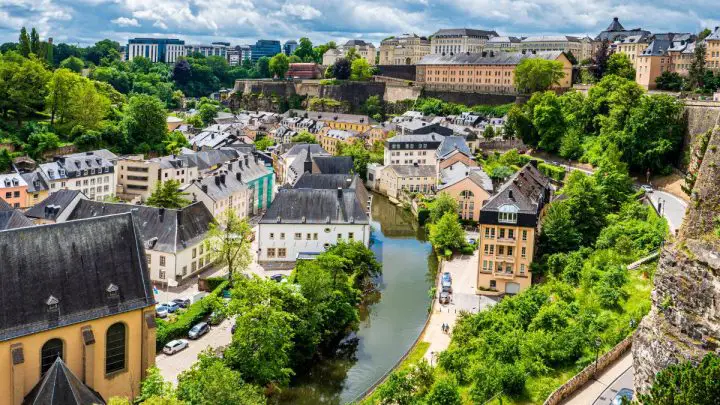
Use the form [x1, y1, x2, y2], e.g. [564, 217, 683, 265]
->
[277, 194, 436, 404]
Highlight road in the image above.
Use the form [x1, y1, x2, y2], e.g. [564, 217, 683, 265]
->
[646, 190, 687, 234]
[560, 351, 634, 405]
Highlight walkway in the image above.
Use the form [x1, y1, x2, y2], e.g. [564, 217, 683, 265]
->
[560, 351, 634, 405]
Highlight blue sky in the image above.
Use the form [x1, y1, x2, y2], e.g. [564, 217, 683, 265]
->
[0, 0, 718, 47]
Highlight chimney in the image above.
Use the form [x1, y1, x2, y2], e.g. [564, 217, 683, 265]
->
[201, 184, 208, 193]
[220, 174, 226, 184]
[530, 159, 538, 168]
[215, 176, 221, 186]
[244, 155, 249, 166]
[489, 51, 494, 57]
[482, 51, 487, 57]
[236, 172, 242, 182]
[337, 187, 342, 199]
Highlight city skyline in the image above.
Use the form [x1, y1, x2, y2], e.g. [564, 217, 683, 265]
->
[0, 0, 718, 47]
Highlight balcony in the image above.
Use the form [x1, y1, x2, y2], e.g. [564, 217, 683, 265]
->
[495, 255, 515, 262]
[496, 237, 516, 244]
[494, 271, 516, 280]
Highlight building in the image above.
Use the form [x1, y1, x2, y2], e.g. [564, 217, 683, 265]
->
[636, 33, 695, 89]
[285, 110, 373, 132]
[227, 45, 252, 66]
[0, 205, 33, 230]
[250, 40, 281, 62]
[0, 214, 156, 404]
[258, 173, 370, 263]
[287, 63, 323, 79]
[323, 40, 376, 66]
[184, 154, 274, 219]
[318, 129, 358, 155]
[66, 200, 215, 286]
[706, 26, 720, 71]
[20, 170, 49, 208]
[436, 135, 476, 174]
[477, 162, 551, 295]
[395, 120, 453, 136]
[416, 51, 573, 94]
[185, 43, 228, 58]
[126, 38, 185, 63]
[275, 143, 330, 185]
[594, 17, 651, 45]
[384, 132, 445, 166]
[430, 28, 498, 55]
[0, 171, 28, 208]
[520, 36, 587, 61]
[379, 34, 431, 65]
[38, 150, 116, 201]
[484, 36, 522, 53]
[283, 40, 298, 56]
[24, 189, 86, 225]
[613, 34, 652, 69]
[377, 164, 437, 199]
[438, 162, 493, 221]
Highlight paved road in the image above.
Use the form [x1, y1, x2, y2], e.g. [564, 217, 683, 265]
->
[647, 190, 687, 234]
[592, 364, 634, 405]
[561, 351, 633, 405]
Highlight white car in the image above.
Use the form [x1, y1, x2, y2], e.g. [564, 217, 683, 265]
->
[163, 339, 188, 355]
[641, 184, 654, 193]
[155, 304, 168, 318]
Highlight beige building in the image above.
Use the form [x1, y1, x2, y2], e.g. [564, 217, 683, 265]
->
[377, 164, 437, 199]
[635, 33, 695, 89]
[323, 39, 376, 66]
[379, 34, 431, 65]
[0, 214, 156, 405]
[706, 27, 720, 71]
[38, 149, 117, 202]
[520, 36, 587, 61]
[384, 133, 445, 166]
[477, 162, 551, 295]
[484, 36, 521, 53]
[431, 28, 498, 54]
[613, 34, 652, 69]
[318, 128, 358, 155]
[416, 51, 572, 94]
[438, 163, 493, 222]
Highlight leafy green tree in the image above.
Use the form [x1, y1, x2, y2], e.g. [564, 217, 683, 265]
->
[46, 68, 80, 125]
[3, 55, 50, 124]
[514, 58, 565, 93]
[256, 56, 271, 78]
[688, 43, 707, 90]
[290, 131, 317, 143]
[698, 28, 713, 41]
[146, 180, 191, 209]
[59, 56, 84, 73]
[172, 58, 192, 84]
[350, 58, 372, 80]
[163, 130, 190, 154]
[426, 376, 462, 405]
[64, 78, 110, 131]
[26, 130, 60, 159]
[293, 37, 314, 61]
[377, 370, 416, 405]
[122, 94, 168, 153]
[430, 211, 465, 254]
[338, 139, 371, 180]
[198, 103, 217, 126]
[655, 71, 684, 91]
[204, 209, 253, 287]
[503, 104, 532, 142]
[0, 149, 12, 172]
[606, 53, 636, 80]
[483, 125, 496, 140]
[18, 27, 31, 57]
[429, 192, 458, 223]
[529, 91, 565, 152]
[562, 171, 608, 246]
[639, 354, 720, 405]
[593, 40, 610, 79]
[269, 53, 290, 78]
[363, 95, 384, 121]
[333, 58, 351, 80]
[254, 137, 275, 151]
[137, 366, 176, 403]
[539, 201, 583, 255]
[288, 55, 302, 63]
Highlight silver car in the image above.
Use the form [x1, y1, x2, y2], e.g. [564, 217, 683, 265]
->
[163, 339, 188, 355]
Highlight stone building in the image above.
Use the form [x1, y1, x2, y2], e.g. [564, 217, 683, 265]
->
[484, 36, 522, 53]
[430, 28, 498, 54]
[379, 34, 431, 65]
[323, 40, 376, 66]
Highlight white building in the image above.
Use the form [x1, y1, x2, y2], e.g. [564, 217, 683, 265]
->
[38, 149, 117, 201]
[126, 38, 186, 63]
[257, 174, 371, 263]
[384, 133, 445, 166]
[430, 28, 498, 54]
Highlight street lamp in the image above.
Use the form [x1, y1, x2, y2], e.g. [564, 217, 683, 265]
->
[594, 337, 602, 378]
[430, 351, 435, 366]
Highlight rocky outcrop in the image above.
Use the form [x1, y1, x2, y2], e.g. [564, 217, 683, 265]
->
[633, 121, 720, 394]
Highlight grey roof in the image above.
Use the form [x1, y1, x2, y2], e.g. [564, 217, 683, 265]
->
[522, 35, 581, 42]
[67, 201, 214, 254]
[21, 171, 49, 193]
[0, 198, 11, 211]
[482, 163, 550, 214]
[325, 129, 356, 140]
[432, 28, 498, 38]
[0, 213, 154, 341]
[386, 165, 437, 178]
[606, 17, 625, 32]
[0, 210, 34, 230]
[439, 163, 493, 192]
[179, 148, 242, 171]
[25, 189, 84, 220]
[312, 156, 354, 175]
[641, 33, 694, 56]
[595, 18, 650, 42]
[293, 173, 360, 190]
[344, 39, 374, 47]
[283, 143, 329, 158]
[707, 27, 720, 41]
[387, 132, 445, 144]
[260, 187, 369, 225]
[23, 358, 105, 405]
[487, 36, 521, 44]
[437, 136, 473, 159]
[284, 110, 373, 125]
[40, 150, 115, 181]
[188, 156, 271, 202]
[417, 51, 563, 66]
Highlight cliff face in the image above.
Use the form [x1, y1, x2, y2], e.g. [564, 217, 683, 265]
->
[633, 122, 720, 393]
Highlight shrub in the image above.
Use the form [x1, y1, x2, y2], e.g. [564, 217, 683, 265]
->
[461, 245, 475, 255]
[155, 280, 229, 349]
[538, 162, 566, 181]
[204, 276, 226, 292]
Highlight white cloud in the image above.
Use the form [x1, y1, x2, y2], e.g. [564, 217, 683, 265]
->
[280, 4, 322, 21]
[111, 17, 140, 27]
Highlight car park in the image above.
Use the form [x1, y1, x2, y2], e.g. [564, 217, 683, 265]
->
[439, 291, 450, 304]
[163, 339, 188, 355]
[164, 302, 180, 313]
[188, 322, 210, 339]
[155, 304, 168, 318]
[172, 297, 191, 308]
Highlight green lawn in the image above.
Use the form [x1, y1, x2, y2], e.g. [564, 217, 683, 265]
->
[358, 341, 430, 405]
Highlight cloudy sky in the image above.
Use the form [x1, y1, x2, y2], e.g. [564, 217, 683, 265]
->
[0, 0, 718, 47]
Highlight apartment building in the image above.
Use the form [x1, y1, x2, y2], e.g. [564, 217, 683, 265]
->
[706, 27, 720, 71]
[20, 170, 49, 208]
[379, 34, 431, 65]
[127, 38, 186, 63]
[613, 34, 652, 69]
[594, 17, 651, 51]
[38, 149, 116, 201]
[384, 133, 445, 166]
[520, 36, 591, 61]
[636, 33, 695, 89]
[477, 162, 551, 295]
[276, 143, 331, 185]
[285, 110, 373, 132]
[323, 40, 376, 66]
[430, 28, 498, 54]
[0, 172, 27, 208]
[257, 174, 370, 263]
[24, 189, 86, 225]
[485, 36, 522, 53]
[416, 51, 572, 94]
[438, 162, 493, 222]
[116, 154, 198, 200]
[283, 40, 298, 56]
[250, 39, 281, 62]
[376, 164, 437, 199]
[186, 42, 228, 58]
[318, 129, 358, 155]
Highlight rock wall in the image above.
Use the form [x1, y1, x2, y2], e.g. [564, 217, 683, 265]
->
[384, 84, 422, 103]
[632, 120, 720, 394]
[681, 104, 720, 171]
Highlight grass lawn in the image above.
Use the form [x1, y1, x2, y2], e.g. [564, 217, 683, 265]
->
[358, 341, 430, 405]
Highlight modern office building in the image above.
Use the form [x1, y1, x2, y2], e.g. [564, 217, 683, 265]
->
[126, 38, 186, 63]
[284, 40, 299, 56]
[186, 42, 228, 58]
[250, 40, 281, 62]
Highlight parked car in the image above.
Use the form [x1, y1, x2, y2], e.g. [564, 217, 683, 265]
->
[439, 291, 450, 304]
[163, 339, 188, 355]
[612, 388, 633, 405]
[164, 302, 180, 313]
[466, 238, 477, 246]
[441, 272, 452, 283]
[188, 322, 210, 339]
[155, 304, 168, 318]
[270, 274, 285, 282]
[172, 297, 191, 308]
[231, 322, 237, 334]
[641, 184, 654, 193]
[441, 272, 452, 293]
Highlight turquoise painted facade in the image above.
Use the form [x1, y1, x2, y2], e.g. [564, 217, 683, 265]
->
[246, 166, 274, 211]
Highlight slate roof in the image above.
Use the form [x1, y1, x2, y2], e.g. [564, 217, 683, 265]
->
[595, 18, 650, 42]
[522, 35, 580, 43]
[284, 110, 373, 125]
[25, 189, 84, 221]
[260, 187, 369, 225]
[437, 136, 473, 159]
[67, 201, 214, 254]
[417, 51, 563, 66]
[0, 213, 154, 341]
[344, 39, 374, 47]
[293, 173, 359, 190]
[0, 198, 11, 211]
[432, 28, 499, 38]
[707, 27, 720, 41]
[178, 148, 242, 171]
[312, 156, 354, 175]
[481, 162, 550, 215]
[487, 36, 521, 44]
[0, 172, 27, 188]
[283, 143, 329, 158]
[39, 150, 116, 181]
[387, 132, 446, 144]
[439, 162, 493, 192]
[606, 17, 625, 32]
[324, 129, 356, 140]
[0, 210, 34, 230]
[23, 358, 105, 405]
[386, 165, 437, 178]
[21, 171, 49, 193]
[187, 156, 271, 202]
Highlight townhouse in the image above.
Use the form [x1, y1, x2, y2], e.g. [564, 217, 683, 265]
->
[438, 162, 494, 222]
[384, 133, 445, 166]
[0, 172, 27, 208]
[318, 129, 359, 155]
[377, 164, 437, 199]
[37, 149, 116, 201]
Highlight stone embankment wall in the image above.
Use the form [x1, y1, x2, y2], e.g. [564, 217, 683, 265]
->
[681, 104, 720, 171]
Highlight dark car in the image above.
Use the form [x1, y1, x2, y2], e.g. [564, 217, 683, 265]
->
[231, 322, 237, 334]
[270, 274, 285, 282]
[188, 322, 210, 339]
[172, 298, 191, 308]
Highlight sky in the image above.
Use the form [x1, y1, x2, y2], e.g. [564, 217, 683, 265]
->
[0, 0, 718, 47]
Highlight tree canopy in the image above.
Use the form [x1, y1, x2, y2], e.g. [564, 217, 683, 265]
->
[514, 58, 565, 94]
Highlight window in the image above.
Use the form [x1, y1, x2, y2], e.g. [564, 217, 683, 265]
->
[105, 323, 126, 374]
[280, 233, 286, 240]
[191, 262, 197, 272]
[199, 257, 204, 267]
[482, 260, 488, 271]
[313, 233, 318, 240]
[489, 245, 495, 255]
[507, 247, 513, 256]
[278, 248, 287, 258]
[521, 247, 526, 258]
[522, 230, 528, 241]
[159, 270, 166, 279]
[337, 233, 342, 240]
[307, 233, 312, 240]
[348, 232, 354, 240]
[192, 248, 197, 259]
[182, 266, 187, 276]
[484, 244, 489, 254]
[294, 233, 302, 240]
[146, 255, 151, 265]
[498, 246, 505, 255]
[508, 229, 514, 239]
[159, 256, 166, 266]
[490, 280, 496, 289]
[199, 245, 204, 255]
[270, 233, 275, 239]
[520, 264, 526, 274]
[267, 248, 276, 258]
[499, 228, 505, 239]
[41, 339, 63, 376]
[498, 204, 519, 223]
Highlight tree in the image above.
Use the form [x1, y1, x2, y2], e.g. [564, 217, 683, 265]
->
[639, 354, 720, 405]
[26, 131, 60, 159]
[59, 56, 84, 73]
[483, 125, 496, 140]
[176, 350, 264, 405]
[198, 103, 217, 126]
[688, 43, 707, 90]
[137, 366, 176, 403]
[46, 68, 80, 125]
[204, 209, 253, 287]
[290, 131, 317, 143]
[333, 58, 351, 80]
[254, 137, 275, 151]
[350, 58, 372, 81]
[256, 56, 271, 78]
[429, 211, 465, 254]
[294, 37, 314, 61]
[655, 71, 684, 91]
[269, 53, 290, 78]
[593, 40, 610, 79]
[4, 55, 50, 124]
[338, 139, 371, 180]
[429, 192, 458, 223]
[64, 78, 110, 131]
[30, 28, 40, 55]
[698, 28, 713, 41]
[18, 27, 31, 57]
[163, 130, 190, 154]
[426, 377, 462, 405]
[0, 149, 12, 172]
[606, 53, 636, 80]
[539, 201, 583, 254]
[122, 94, 168, 153]
[514, 58, 565, 94]
[146, 180, 191, 209]
[172, 59, 192, 84]
[363, 95, 384, 121]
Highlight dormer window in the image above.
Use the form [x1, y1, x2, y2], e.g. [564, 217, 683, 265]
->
[106, 283, 119, 299]
[498, 204, 518, 224]
[46, 295, 59, 313]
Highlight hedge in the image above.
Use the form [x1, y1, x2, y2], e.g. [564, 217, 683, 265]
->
[205, 276, 227, 292]
[155, 280, 229, 350]
[538, 162, 566, 182]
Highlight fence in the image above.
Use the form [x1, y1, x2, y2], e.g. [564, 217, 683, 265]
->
[543, 334, 634, 405]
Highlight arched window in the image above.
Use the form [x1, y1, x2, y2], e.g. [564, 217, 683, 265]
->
[41, 338, 63, 375]
[460, 190, 474, 199]
[105, 323, 126, 374]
